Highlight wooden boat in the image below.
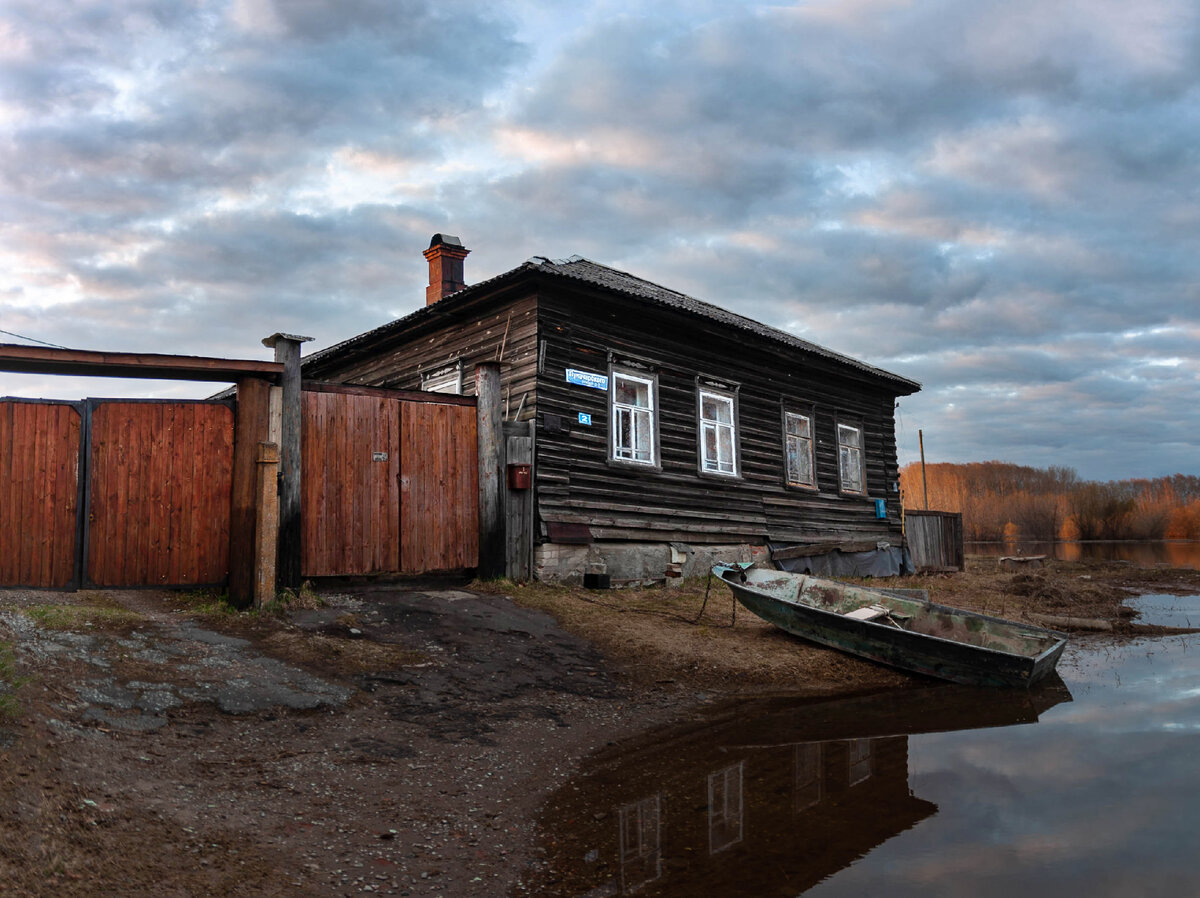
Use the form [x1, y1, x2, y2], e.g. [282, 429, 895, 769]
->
[713, 564, 1068, 688]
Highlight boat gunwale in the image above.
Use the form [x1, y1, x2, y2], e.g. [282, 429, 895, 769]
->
[715, 565, 1069, 667]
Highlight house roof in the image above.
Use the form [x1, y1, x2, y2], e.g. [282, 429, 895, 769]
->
[303, 255, 920, 393]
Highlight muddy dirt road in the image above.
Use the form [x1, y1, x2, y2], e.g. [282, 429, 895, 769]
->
[0, 583, 686, 897]
[4, 559, 1194, 896]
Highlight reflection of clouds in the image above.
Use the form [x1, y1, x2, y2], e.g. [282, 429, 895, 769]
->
[810, 637, 1200, 895]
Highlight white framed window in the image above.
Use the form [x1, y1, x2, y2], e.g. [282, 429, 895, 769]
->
[837, 422, 865, 495]
[848, 738, 873, 786]
[618, 795, 662, 892]
[707, 762, 745, 854]
[422, 363, 462, 394]
[794, 743, 823, 812]
[698, 388, 737, 476]
[611, 370, 657, 466]
[784, 411, 816, 489]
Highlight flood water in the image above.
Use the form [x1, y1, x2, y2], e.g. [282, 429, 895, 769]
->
[527, 614, 1200, 896]
[964, 539, 1200, 569]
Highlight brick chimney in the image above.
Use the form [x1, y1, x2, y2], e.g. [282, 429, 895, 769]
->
[423, 233, 470, 305]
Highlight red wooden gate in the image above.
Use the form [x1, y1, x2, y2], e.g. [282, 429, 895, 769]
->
[0, 400, 84, 588]
[0, 398, 234, 589]
[301, 385, 478, 577]
[85, 400, 234, 587]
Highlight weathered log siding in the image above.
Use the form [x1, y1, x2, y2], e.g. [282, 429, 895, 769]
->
[300, 273, 910, 550]
[535, 288, 906, 546]
[304, 292, 539, 422]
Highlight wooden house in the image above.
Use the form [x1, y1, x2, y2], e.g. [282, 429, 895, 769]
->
[302, 235, 920, 583]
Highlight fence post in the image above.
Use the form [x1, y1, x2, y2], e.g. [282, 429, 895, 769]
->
[476, 362, 505, 579]
[262, 333, 313, 590]
[254, 442, 280, 607]
[229, 377, 271, 608]
[503, 420, 534, 581]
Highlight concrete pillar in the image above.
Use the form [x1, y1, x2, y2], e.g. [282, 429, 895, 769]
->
[475, 362, 505, 579]
[262, 333, 313, 589]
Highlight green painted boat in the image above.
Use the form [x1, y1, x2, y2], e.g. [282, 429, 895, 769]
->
[713, 564, 1068, 688]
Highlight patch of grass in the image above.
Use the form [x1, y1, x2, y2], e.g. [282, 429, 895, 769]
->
[260, 581, 326, 617]
[22, 604, 143, 631]
[171, 588, 240, 616]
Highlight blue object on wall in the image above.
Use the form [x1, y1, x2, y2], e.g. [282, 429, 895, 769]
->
[565, 368, 609, 390]
[875, 498, 886, 519]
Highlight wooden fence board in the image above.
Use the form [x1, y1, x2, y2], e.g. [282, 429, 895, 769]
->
[0, 400, 82, 588]
[86, 400, 233, 587]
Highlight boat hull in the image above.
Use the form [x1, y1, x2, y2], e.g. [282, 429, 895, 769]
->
[715, 566, 1067, 688]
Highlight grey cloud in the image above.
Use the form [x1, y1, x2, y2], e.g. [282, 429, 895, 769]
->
[3, 0, 1200, 481]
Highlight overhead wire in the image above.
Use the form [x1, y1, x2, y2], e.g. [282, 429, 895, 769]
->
[0, 328, 69, 350]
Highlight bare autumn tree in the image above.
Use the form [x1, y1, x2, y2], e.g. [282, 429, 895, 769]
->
[1067, 482, 1136, 540]
[902, 461, 1197, 542]
[1008, 491, 1061, 541]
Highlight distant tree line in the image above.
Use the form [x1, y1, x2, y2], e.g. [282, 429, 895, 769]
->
[900, 461, 1200, 542]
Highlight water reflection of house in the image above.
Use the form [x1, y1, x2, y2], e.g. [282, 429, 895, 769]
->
[539, 734, 934, 897]
[531, 683, 1071, 897]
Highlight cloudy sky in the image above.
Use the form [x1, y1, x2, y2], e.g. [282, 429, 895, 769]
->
[2, 0, 1198, 481]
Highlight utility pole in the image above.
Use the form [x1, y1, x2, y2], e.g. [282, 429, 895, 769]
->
[919, 429, 929, 510]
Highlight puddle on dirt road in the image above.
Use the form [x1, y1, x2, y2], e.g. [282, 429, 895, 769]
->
[526, 631, 1200, 897]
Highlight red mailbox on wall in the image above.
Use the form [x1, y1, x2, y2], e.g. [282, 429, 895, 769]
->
[508, 463, 531, 490]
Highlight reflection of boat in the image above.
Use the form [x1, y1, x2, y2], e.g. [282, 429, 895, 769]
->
[527, 682, 1072, 897]
[714, 564, 1068, 688]
[722, 676, 1073, 747]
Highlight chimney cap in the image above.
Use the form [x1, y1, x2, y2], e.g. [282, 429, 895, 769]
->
[429, 233, 464, 249]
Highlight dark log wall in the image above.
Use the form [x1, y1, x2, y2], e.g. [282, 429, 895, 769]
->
[304, 291, 539, 422]
[301, 274, 913, 549]
[535, 287, 908, 546]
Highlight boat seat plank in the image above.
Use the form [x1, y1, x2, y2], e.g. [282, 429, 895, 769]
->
[844, 605, 889, 622]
